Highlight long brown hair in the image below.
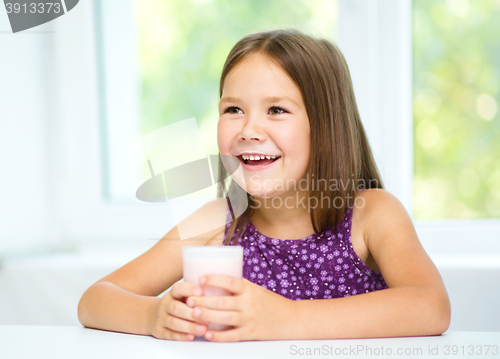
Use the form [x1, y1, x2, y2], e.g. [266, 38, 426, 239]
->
[217, 28, 384, 245]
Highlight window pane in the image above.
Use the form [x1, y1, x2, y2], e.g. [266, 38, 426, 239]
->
[122, 0, 337, 203]
[413, 0, 500, 219]
[135, 0, 337, 137]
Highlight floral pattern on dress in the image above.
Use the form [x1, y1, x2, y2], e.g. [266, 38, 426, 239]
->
[224, 206, 389, 300]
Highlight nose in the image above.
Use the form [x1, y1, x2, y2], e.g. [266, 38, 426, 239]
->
[238, 116, 268, 142]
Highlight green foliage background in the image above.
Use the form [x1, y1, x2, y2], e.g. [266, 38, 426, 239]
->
[134, 0, 336, 156]
[133, 0, 500, 219]
[413, 0, 500, 219]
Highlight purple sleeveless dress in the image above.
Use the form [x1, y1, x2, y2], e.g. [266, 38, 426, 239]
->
[223, 206, 388, 300]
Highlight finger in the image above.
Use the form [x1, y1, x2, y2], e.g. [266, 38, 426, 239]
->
[156, 326, 195, 341]
[205, 327, 244, 342]
[166, 329, 195, 341]
[165, 297, 209, 325]
[192, 306, 241, 327]
[186, 294, 240, 311]
[199, 275, 244, 295]
[169, 281, 203, 300]
[162, 313, 208, 337]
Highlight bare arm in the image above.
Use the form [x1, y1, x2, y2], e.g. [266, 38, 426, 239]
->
[287, 189, 451, 339]
[77, 198, 228, 336]
[183, 189, 451, 342]
[77, 282, 162, 335]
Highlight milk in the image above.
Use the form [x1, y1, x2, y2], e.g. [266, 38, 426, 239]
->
[182, 246, 243, 331]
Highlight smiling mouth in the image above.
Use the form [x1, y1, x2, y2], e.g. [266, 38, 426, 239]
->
[238, 155, 281, 167]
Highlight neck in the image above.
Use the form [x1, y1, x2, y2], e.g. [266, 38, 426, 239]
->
[250, 190, 312, 228]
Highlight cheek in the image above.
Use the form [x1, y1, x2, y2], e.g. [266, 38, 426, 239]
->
[286, 130, 310, 172]
[286, 128, 310, 156]
[217, 120, 233, 153]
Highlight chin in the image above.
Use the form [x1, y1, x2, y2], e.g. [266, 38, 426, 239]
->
[245, 188, 270, 198]
[249, 191, 284, 203]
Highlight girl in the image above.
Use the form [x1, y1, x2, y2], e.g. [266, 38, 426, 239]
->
[78, 28, 451, 342]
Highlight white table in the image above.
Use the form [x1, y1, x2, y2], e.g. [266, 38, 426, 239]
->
[0, 326, 498, 359]
[1, 250, 499, 331]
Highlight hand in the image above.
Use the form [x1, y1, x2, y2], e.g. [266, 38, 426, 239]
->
[148, 281, 210, 341]
[186, 275, 294, 342]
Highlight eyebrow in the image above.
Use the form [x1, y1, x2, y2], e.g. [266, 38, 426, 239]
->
[219, 96, 300, 107]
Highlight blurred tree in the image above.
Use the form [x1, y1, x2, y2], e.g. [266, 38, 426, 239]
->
[134, 0, 337, 156]
[133, 0, 500, 219]
[413, 0, 500, 219]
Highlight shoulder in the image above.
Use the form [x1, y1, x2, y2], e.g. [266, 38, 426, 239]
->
[200, 197, 229, 214]
[354, 187, 402, 206]
[352, 189, 451, 332]
[354, 188, 406, 217]
[354, 188, 432, 280]
[353, 188, 413, 251]
[174, 197, 229, 243]
[199, 198, 230, 245]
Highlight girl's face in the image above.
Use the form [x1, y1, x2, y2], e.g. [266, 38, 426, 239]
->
[217, 52, 310, 199]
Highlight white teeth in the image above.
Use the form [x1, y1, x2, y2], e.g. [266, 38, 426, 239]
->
[240, 154, 280, 161]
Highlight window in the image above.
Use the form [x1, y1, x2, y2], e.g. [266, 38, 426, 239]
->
[413, 0, 500, 219]
[56, 0, 498, 250]
[99, 0, 338, 206]
[336, 0, 499, 251]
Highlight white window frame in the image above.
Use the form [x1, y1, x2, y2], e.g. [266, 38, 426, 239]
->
[337, 0, 500, 254]
[48, 0, 176, 250]
[50, 0, 499, 254]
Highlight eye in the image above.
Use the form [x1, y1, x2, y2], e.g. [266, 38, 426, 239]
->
[224, 106, 242, 114]
[269, 107, 287, 115]
[223, 106, 288, 115]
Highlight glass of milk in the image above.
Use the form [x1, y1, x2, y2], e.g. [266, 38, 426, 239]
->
[182, 245, 243, 331]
